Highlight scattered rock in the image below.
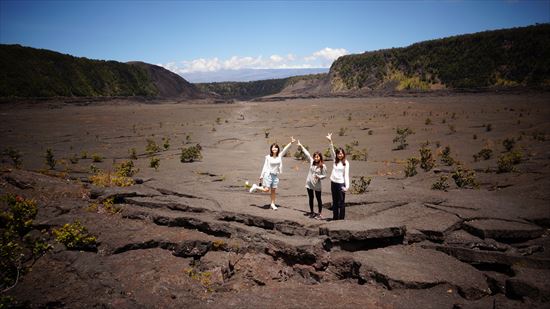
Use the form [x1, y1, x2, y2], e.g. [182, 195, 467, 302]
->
[464, 219, 545, 243]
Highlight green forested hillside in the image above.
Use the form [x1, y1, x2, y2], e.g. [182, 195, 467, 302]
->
[0, 44, 159, 97]
[330, 24, 550, 92]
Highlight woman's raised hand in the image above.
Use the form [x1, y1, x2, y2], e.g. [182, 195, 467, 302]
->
[297, 140, 302, 147]
[291, 136, 296, 144]
[326, 133, 333, 142]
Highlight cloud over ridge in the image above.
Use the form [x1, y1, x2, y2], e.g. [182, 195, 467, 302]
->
[160, 48, 348, 74]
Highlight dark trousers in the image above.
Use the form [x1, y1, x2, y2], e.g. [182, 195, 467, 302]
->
[331, 181, 346, 220]
[307, 188, 323, 214]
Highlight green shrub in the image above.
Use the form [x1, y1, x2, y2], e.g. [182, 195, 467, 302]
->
[431, 176, 450, 191]
[92, 153, 103, 163]
[115, 160, 138, 177]
[393, 127, 414, 150]
[180, 144, 203, 163]
[3, 147, 22, 169]
[440, 146, 455, 166]
[149, 157, 160, 170]
[146, 138, 161, 154]
[502, 138, 515, 152]
[405, 157, 420, 177]
[294, 145, 309, 161]
[69, 154, 79, 164]
[129, 148, 137, 160]
[162, 137, 170, 150]
[338, 127, 348, 136]
[1, 194, 51, 291]
[351, 148, 368, 161]
[45, 148, 56, 169]
[497, 150, 523, 173]
[53, 220, 97, 251]
[350, 176, 372, 194]
[473, 148, 493, 161]
[452, 166, 479, 189]
[1, 194, 38, 236]
[419, 146, 435, 171]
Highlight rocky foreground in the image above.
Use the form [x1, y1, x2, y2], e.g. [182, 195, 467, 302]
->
[2, 166, 549, 308]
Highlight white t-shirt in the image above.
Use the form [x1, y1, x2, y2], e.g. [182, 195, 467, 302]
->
[260, 142, 292, 177]
[329, 142, 350, 190]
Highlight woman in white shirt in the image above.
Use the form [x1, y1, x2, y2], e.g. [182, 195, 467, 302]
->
[250, 137, 295, 210]
[326, 133, 350, 220]
[297, 140, 327, 219]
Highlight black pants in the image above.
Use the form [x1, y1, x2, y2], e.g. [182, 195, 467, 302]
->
[307, 188, 322, 214]
[331, 181, 346, 220]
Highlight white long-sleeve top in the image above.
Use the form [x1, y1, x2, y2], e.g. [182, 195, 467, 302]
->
[260, 142, 292, 177]
[301, 146, 327, 191]
[329, 141, 350, 190]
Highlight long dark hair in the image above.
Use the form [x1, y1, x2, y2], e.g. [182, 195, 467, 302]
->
[269, 143, 280, 157]
[312, 151, 324, 170]
[335, 147, 346, 166]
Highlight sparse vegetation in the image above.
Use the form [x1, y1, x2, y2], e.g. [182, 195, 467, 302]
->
[404, 157, 420, 177]
[180, 144, 203, 163]
[393, 127, 414, 150]
[45, 148, 56, 169]
[92, 153, 103, 163]
[149, 157, 160, 170]
[294, 144, 309, 161]
[53, 220, 97, 251]
[162, 137, 171, 150]
[431, 175, 450, 191]
[502, 138, 516, 152]
[129, 148, 138, 160]
[338, 127, 348, 136]
[146, 139, 161, 154]
[115, 160, 138, 177]
[452, 166, 479, 189]
[440, 146, 455, 166]
[473, 147, 493, 161]
[419, 146, 435, 172]
[3, 147, 22, 169]
[350, 176, 372, 194]
[497, 150, 523, 173]
[89, 170, 135, 187]
[0, 194, 51, 292]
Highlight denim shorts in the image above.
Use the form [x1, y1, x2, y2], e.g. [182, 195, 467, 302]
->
[262, 173, 279, 188]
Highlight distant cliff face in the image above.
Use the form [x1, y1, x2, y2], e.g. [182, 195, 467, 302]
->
[0, 44, 204, 99]
[329, 24, 550, 93]
[127, 61, 202, 99]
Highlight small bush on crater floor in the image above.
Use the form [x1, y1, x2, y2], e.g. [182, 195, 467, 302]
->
[53, 220, 97, 251]
[350, 176, 371, 194]
[181, 144, 203, 163]
[431, 175, 450, 191]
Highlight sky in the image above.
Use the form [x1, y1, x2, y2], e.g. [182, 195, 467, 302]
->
[1, 0, 549, 75]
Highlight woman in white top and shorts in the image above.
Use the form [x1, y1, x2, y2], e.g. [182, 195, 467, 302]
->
[250, 137, 295, 210]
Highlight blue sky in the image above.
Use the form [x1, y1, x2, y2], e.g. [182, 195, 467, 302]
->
[1, 0, 549, 74]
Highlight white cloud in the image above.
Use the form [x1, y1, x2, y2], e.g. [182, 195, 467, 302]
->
[312, 47, 348, 61]
[160, 47, 348, 74]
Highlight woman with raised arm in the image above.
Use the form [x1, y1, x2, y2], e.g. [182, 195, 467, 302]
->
[249, 137, 296, 210]
[297, 140, 327, 219]
[326, 133, 350, 220]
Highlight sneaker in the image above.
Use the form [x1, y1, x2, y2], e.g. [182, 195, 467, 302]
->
[270, 203, 278, 210]
[249, 184, 258, 193]
[315, 213, 324, 220]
